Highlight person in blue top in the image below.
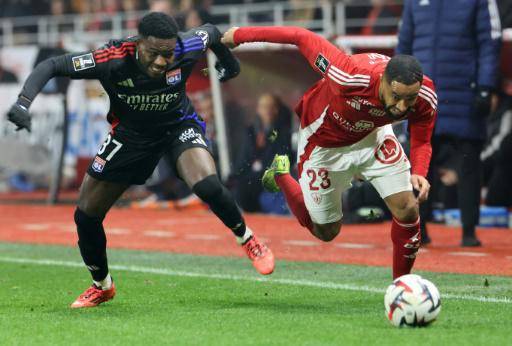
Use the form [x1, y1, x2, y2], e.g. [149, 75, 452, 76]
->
[396, 0, 502, 246]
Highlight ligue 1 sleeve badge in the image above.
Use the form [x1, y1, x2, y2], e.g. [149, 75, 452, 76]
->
[166, 69, 182, 86]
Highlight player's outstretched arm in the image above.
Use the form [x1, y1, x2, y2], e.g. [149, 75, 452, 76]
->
[6, 57, 64, 132]
[222, 26, 349, 76]
[6, 51, 106, 132]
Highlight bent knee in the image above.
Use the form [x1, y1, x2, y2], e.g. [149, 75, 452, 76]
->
[313, 222, 342, 242]
[192, 174, 223, 202]
[392, 198, 419, 222]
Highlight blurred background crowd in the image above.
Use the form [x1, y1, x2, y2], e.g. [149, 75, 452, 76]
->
[1, 0, 511, 238]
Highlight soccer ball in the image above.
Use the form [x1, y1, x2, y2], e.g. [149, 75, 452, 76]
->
[384, 274, 441, 327]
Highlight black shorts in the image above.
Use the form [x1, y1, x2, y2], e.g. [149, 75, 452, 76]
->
[87, 118, 211, 185]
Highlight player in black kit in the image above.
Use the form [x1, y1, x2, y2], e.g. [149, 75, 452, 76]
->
[6, 12, 275, 308]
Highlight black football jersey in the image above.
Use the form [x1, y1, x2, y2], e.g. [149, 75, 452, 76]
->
[49, 24, 222, 132]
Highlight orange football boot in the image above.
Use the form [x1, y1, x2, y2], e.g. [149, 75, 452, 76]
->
[70, 282, 116, 308]
[242, 236, 275, 275]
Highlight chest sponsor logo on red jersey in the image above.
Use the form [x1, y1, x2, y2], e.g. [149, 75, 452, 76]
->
[331, 111, 375, 133]
[346, 97, 376, 112]
[369, 108, 386, 117]
[353, 96, 374, 107]
[346, 99, 361, 110]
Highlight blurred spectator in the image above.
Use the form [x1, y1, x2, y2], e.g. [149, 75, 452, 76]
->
[121, 0, 143, 30]
[230, 93, 293, 213]
[183, 7, 214, 29]
[148, 0, 177, 15]
[0, 0, 34, 18]
[284, 0, 323, 28]
[397, 0, 502, 246]
[47, 0, 74, 33]
[361, 0, 402, 35]
[481, 95, 512, 207]
[0, 63, 18, 84]
[73, 0, 113, 31]
[497, 0, 512, 28]
[179, 0, 196, 12]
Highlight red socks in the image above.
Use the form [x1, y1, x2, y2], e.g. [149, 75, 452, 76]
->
[391, 217, 421, 279]
[275, 174, 314, 231]
[276, 174, 420, 279]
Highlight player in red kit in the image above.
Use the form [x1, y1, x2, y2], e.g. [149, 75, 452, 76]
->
[222, 26, 437, 279]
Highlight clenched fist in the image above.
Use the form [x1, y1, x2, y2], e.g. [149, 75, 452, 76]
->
[7, 103, 31, 132]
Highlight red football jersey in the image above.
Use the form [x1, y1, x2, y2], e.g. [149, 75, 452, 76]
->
[235, 27, 437, 177]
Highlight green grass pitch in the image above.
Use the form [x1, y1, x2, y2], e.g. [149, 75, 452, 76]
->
[0, 242, 510, 345]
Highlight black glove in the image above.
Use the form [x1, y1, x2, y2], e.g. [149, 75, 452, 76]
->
[474, 87, 492, 117]
[7, 103, 31, 132]
[215, 57, 240, 82]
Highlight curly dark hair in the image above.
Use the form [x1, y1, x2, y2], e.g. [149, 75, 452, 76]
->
[138, 12, 179, 39]
[385, 54, 424, 85]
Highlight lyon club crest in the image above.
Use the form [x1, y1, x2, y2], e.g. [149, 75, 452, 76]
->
[92, 156, 106, 173]
[166, 69, 182, 86]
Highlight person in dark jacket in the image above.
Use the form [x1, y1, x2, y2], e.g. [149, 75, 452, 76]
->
[231, 93, 293, 212]
[396, 0, 502, 246]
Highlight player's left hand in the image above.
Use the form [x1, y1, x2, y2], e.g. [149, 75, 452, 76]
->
[7, 103, 31, 132]
[215, 58, 240, 82]
[221, 27, 239, 49]
[410, 174, 430, 203]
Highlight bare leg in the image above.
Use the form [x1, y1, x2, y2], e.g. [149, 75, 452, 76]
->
[77, 173, 130, 217]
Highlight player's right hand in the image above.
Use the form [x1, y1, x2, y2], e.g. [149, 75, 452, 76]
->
[7, 103, 31, 132]
[411, 174, 430, 203]
[221, 27, 240, 49]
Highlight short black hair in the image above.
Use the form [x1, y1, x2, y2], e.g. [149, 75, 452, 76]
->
[384, 55, 423, 85]
[138, 12, 179, 39]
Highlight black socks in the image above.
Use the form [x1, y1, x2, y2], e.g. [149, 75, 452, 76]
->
[192, 174, 246, 237]
[74, 208, 109, 281]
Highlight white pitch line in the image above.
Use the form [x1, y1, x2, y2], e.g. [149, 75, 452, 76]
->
[283, 240, 319, 247]
[144, 230, 175, 238]
[185, 234, 221, 240]
[335, 243, 374, 249]
[21, 224, 50, 231]
[0, 256, 509, 304]
[157, 218, 213, 225]
[105, 228, 131, 235]
[448, 252, 488, 257]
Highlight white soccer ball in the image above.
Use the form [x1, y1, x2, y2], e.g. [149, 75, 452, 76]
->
[384, 274, 441, 327]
